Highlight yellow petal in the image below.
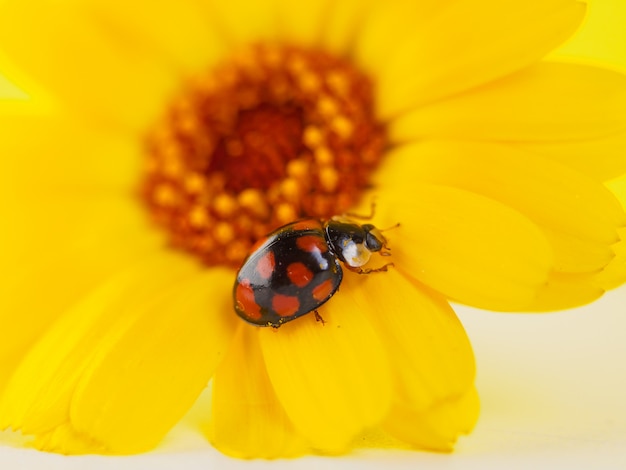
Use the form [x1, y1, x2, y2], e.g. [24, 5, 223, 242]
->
[594, 227, 626, 291]
[258, 290, 393, 452]
[0, 115, 155, 365]
[515, 132, 626, 182]
[527, 271, 604, 311]
[0, 73, 28, 99]
[376, 140, 625, 274]
[542, 228, 615, 274]
[31, 423, 103, 454]
[274, 0, 331, 46]
[318, 0, 373, 55]
[596, 175, 626, 288]
[551, 0, 626, 70]
[0, 57, 55, 107]
[25, 270, 235, 454]
[390, 62, 626, 142]
[0, 114, 141, 193]
[606, 170, 626, 210]
[359, 0, 586, 118]
[209, 325, 308, 459]
[343, 269, 478, 449]
[86, 0, 226, 73]
[0, 113, 148, 296]
[0, 251, 203, 452]
[0, 0, 177, 129]
[346, 270, 474, 409]
[353, 0, 444, 80]
[0, 198, 164, 390]
[365, 185, 553, 311]
[203, 0, 280, 46]
[70, 268, 236, 454]
[384, 388, 480, 452]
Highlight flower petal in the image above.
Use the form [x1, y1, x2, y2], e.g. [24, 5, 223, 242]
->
[0, 114, 142, 192]
[390, 62, 626, 142]
[0, 0, 177, 129]
[318, 0, 373, 55]
[352, 0, 444, 80]
[607, 174, 626, 216]
[356, 0, 586, 118]
[595, 176, 626, 289]
[528, 272, 604, 311]
[0, 198, 164, 390]
[274, 0, 331, 46]
[515, 132, 626, 183]
[86, 0, 226, 73]
[0, 72, 28, 99]
[258, 290, 393, 452]
[366, 185, 553, 311]
[343, 269, 477, 449]
[209, 325, 308, 459]
[1, 252, 192, 430]
[0, 252, 218, 453]
[594, 228, 626, 290]
[542, 228, 616, 274]
[377, 140, 626, 274]
[69, 268, 236, 454]
[203, 0, 280, 46]
[384, 388, 480, 452]
[0, 115, 158, 364]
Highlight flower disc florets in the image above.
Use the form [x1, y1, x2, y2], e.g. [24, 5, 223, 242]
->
[143, 44, 386, 267]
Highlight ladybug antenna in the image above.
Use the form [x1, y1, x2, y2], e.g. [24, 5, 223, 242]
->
[380, 222, 400, 232]
[343, 199, 378, 220]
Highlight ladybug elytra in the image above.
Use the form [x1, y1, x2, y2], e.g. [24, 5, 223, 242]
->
[233, 215, 393, 328]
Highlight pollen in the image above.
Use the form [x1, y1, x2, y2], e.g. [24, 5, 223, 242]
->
[189, 205, 210, 228]
[314, 147, 333, 166]
[214, 222, 235, 245]
[213, 193, 238, 218]
[276, 202, 298, 225]
[280, 178, 301, 202]
[303, 126, 324, 148]
[142, 43, 386, 268]
[286, 159, 310, 180]
[319, 167, 340, 192]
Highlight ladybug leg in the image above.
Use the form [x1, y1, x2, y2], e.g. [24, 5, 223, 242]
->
[343, 200, 376, 220]
[314, 310, 326, 325]
[344, 262, 394, 275]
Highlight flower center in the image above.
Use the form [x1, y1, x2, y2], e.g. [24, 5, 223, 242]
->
[142, 44, 386, 267]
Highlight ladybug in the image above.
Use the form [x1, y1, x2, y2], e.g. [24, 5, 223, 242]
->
[233, 215, 393, 328]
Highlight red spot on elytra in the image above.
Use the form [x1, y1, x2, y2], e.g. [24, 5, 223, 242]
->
[256, 251, 275, 279]
[287, 262, 314, 287]
[272, 294, 300, 317]
[235, 280, 262, 320]
[312, 279, 334, 301]
[296, 235, 327, 254]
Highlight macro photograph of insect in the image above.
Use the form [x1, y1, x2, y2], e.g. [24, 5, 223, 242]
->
[0, 0, 625, 469]
[233, 206, 396, 328]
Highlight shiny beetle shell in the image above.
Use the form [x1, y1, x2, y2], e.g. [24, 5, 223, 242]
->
[233, 217, 390, 328]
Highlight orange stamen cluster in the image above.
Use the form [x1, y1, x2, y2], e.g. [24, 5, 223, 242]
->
[142, 44, 386, 267]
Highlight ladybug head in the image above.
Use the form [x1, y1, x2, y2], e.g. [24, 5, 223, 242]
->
[361, 224, 387, 252]
[325, 218, 391, 268]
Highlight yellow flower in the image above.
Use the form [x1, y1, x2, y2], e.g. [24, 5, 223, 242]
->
[1, 0, 625, 459]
